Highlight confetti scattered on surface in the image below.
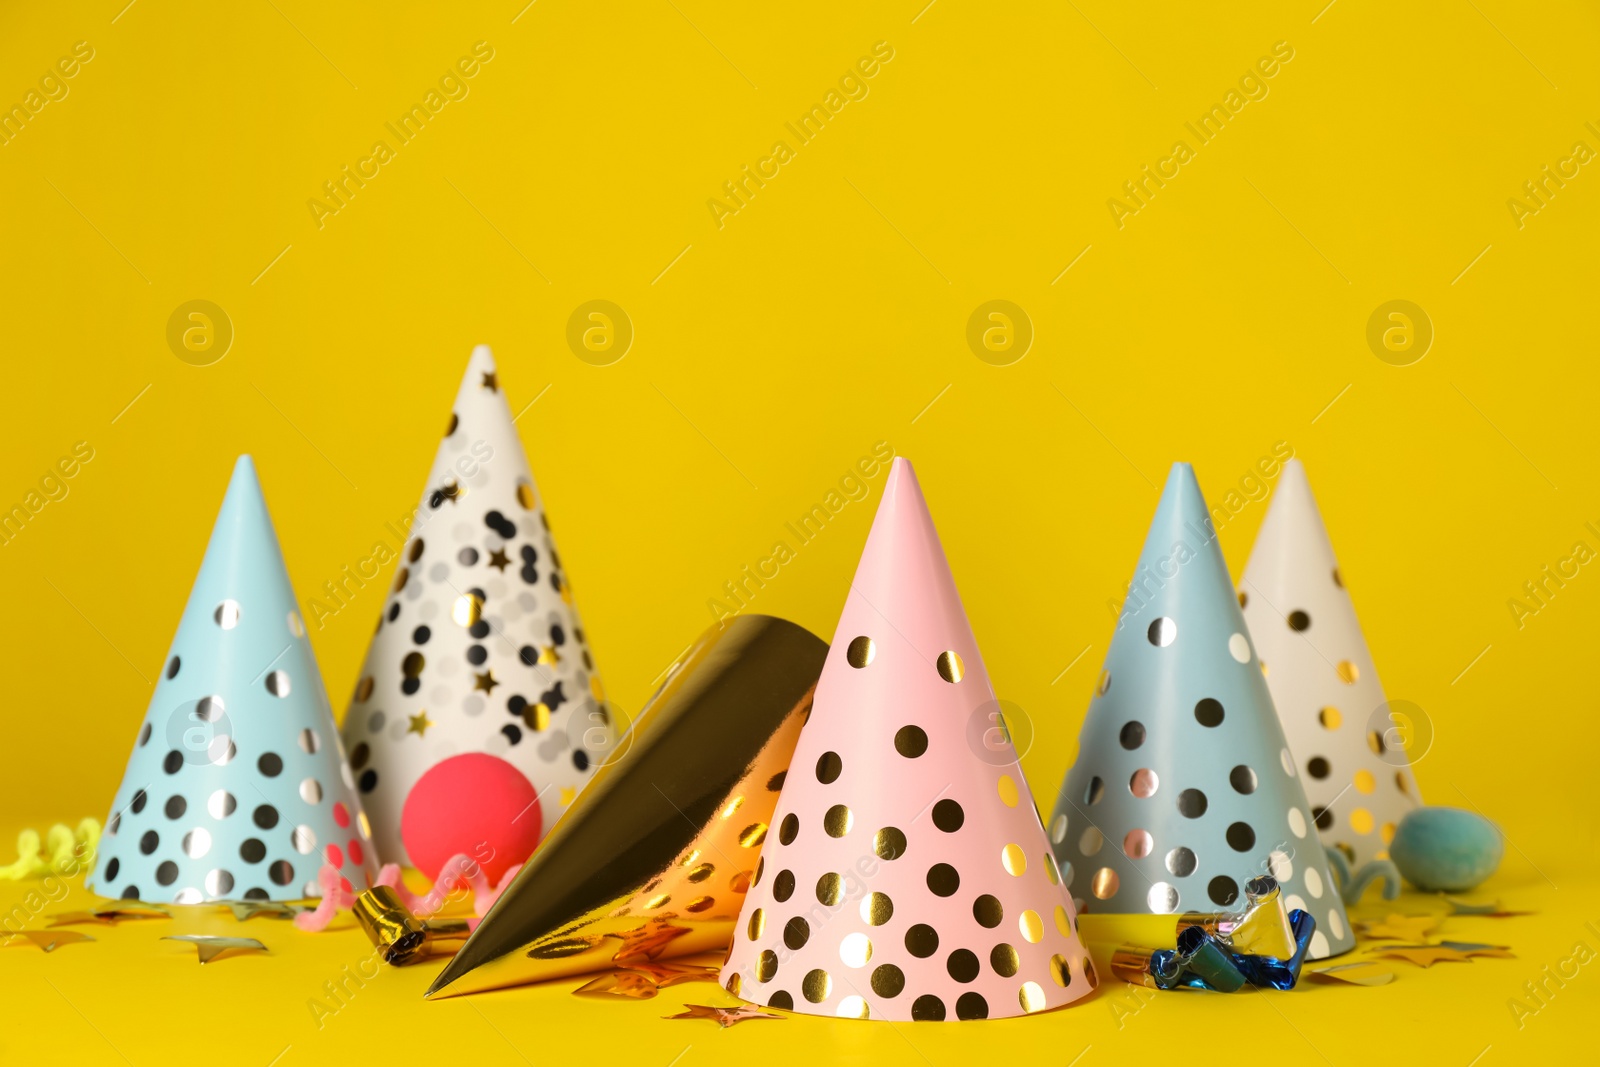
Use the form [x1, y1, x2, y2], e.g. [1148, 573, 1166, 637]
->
[2, 930, 96, 952]
[164, 934, 268, 963]
[1445, 898, 1534, 918]
[666, 1003, 783, 1028]
[1356, 914, 1443, 941]
[48, 903, 170, 927]
[218, 900, 312, 922]
[1373, 943, 1514, 968]
[574, 972, 661, 999]
[1304, 961, 1397, 986]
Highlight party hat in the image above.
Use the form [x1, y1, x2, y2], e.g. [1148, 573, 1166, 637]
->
[426, 614, 827, 998]
[340, 346, 616, 870]
[1240, 459, 1421, 869]
[721, 459, 1096, 1022]
[89, 456, 378, 903]
[1049, 464, 1354, 959]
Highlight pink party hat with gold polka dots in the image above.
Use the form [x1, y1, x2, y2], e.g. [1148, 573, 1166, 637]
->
[721, 458, 1096, 1021]
[1240, 458, 1422, 871]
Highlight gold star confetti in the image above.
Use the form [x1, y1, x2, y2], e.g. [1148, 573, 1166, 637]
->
[1304, 961, 1396, 986]
[1357, 914, 1442, 941]
[164, 934, 267, 963]
[1445, 898, 1535, 918]
[407, 710, 434, 737]
[3, 930, 95, 952]
[574, 972, 661, 999]
[436, 481, 463, 506]
[610, 922, 692, 964]
[217, 901, 310, 921]
[537, 644, 561, 667]
[666, 1004, 782, 1028]
[474, 670, 499, 695]
[487, 548, 511, 572]
[481, 371, 498, 392]
[48, 903, 169, 927]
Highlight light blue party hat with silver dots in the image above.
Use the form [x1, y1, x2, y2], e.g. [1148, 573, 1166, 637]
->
[1048, 464, 1353, 959]
[88, 456, 377, 903]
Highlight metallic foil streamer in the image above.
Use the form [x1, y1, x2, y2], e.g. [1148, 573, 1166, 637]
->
[425, 614, 827, 998]
[1176, 875, 1297, 959]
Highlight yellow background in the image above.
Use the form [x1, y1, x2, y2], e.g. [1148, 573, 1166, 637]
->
[2, 1, 1597, 1063]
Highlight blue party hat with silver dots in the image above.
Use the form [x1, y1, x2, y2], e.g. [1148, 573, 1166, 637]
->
[89, 456, 378, 903]
[340, 346, 616, 869]
[1048, 464, 1354, 959]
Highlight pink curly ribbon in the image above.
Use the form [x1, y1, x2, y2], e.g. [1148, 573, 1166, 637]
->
[293, 865, 359, 931]
[291, 854, 521, 932]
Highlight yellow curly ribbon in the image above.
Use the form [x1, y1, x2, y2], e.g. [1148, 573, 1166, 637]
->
[0, 819, 101, 881]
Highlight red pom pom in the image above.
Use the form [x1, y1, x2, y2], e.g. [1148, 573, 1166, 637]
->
[400, 753, 541, 884]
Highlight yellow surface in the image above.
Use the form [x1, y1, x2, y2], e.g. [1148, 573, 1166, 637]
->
[1, 0, 1597, 1062]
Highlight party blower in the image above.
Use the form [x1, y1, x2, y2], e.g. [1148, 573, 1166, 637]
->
[91, 456, 378, 903]
[721, 458, 1097, 1021]
[1049, 463, 1354, 959]
[340, 345, 617, 876]
[423, 613, 829, 998]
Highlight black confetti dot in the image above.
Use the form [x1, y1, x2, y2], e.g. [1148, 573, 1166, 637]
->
[140, 830, 159, 854]
[269, 860, 295, 886]
[1288, 610, 1311, 631]
[409, 540, 424, 563]
[779, 813, 799, 845]
[773, 870, 795, 902]
[972, 895, 1003, 928]
[467, 645, 488, 665]
[905, 924, 939, 958]
[1313, 806, 1335, 830]
[164, 796, 186, 819]
[387, 602, 401, 622]
[254, 805, 279, 830]
[156, 861, 178, 886]
[572, 750, 589, 772]
[549, 573, 563, 594]
[894, 725, 929, 758]
[446, 412, 458, 436]
[550, 624, 566, 646]
[458, 547, 478, 565]
[990, 944, 1019, 977]
[1208, 875, 1239, 906]
[768, 990, 793, 1010]
[518, 645, 538, 666]
[243, 887, 269, 901]
[138, 723, 152, 747]
[926, 863, 960, 897]
[1230, 765, 1257, 794]
[105, 857, 120, 881]
[1308, 756, 1331, 779]
[401, 678, 421, 696]
[258, 753, 283, 777]
[932, 799, 964, 832]
[166, 656, 181, 680]
[1178, 789, 1208, 818]
[1226, 822, 1256, 851]
[955, 993, 988, 1020]
[413, 625, 431, 645]
[359, 769, 379, 792]
[911, 995, 946, 1021]
[121, 885, 141, 900]
[946, 949, 980, 983]
[1195, 698, 1225, 727]
[350, 743, 369, 770]
[520, 565, 538, 584]
[1120, 721, 1145, 749]
[469, 621, 490, 640]
[240, 838, 266, 863]
[131, 789, 148, 814]
[520, 544, 537, 563]
[163, 750, 183, 774]
[501, 724, 522, 745]
[507, 695, 527, 714]
[816, 752, 842, 784]
[783, 917, 810, 950]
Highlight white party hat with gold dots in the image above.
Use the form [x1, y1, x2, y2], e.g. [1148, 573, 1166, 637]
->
[721, 458, 1096, 1021]
[1048, 463, 1354, 959]
[340, 347, 616, 870]
[1240, 458, 1422, 870]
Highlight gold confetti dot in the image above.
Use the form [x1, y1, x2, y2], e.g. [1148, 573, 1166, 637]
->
[816, 872, 842, 906]
[1350, 808, 1374, 834]
[1019, 909, 1043, 943]
[846, 636, 875, 667]
[870, 964, 904, 998]
[997, 774, 1018, 807]
[721, 795, 745, 819]
[739, 822, 767, 848]
[685, 896, 714, 913]
[451, 593, 483, 627]
[645, 893, 670, 909]
[1353, 770, 1375, 794]
[686, 862, 715, 883]
[1044, 853, 1060, 886]
[1319, 706, 1342, 729]
[990, 943, 1019, 976]
[1054, 905, 1071, 936]
[824, 805, 853, 838]
[726, 972, 742, 996]
[516, 481, 536, 510]
[354, 676, 374, 703]
[839, 932, 873, 968]
[936, 650, 964, 683]
[1381, 821, 1396, 844]
[1336, 660, 1360, 684]
[1050, 954, 1070, 986]
[756, 950, 778, 982]
[747, 908, 765, 940]
[1396, 771, 1411, 795]
[1001, 843, 1027, 876]
[803, 968, 831, 1002]
[836, 996, 869, 1019]
[1018, 981, 1046, 1013]
[1368, 730, 1387, 755]
[861, 892, 893, 926]
[873, 827, 906, 861]
[1091, 867, 1119, 899]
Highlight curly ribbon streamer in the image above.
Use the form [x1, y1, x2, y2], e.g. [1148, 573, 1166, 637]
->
[0, 819, 101, 881]
[292, 855, 521, 932]
[1324, 845, 1402, 904]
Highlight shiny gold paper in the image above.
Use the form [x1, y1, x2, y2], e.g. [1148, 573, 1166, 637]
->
[1176, 875, 1297, 960]
[353, 885, 473, 965]
[425, 614, 828, 999]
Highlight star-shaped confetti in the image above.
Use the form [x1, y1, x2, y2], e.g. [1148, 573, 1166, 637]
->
[609, 922, 692, 964]
[1371, 942, 1514, 968]
[487, 548, 511, 572]
[217, 901, 310, 921]
[574, 972, 661, 999]
[536, 645, 561, 667]
[667, 1004, 783, 1028]
[3, 930, 95, 952]
[432, 481, 463, 507]
[481, 371, 498, 392]
[1304, 961, 1397, 986]
[48, 903, 169, 927]
[1356, 914, 1442, 941]
[164, 935, 268, 963]
[1445, 898, 1535, 918]
[474, 670, 499, 695]
[407, 710, 434, 737]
